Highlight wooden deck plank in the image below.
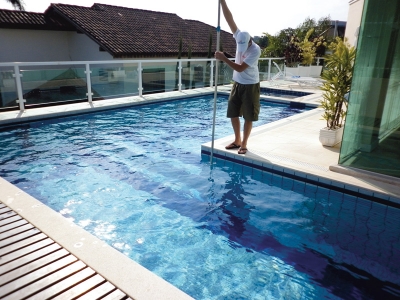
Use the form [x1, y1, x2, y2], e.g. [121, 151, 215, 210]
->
[0, 204, 176, 300]
[101, 288, 129, 300]
[0, 223, 34, 241]
[0, 219, 28, 234]
[0, 207, 12, 215]
[28, 267, 96, 300]
[1, 260, 86, 300]
[0, 215, 22, 227]
[0, 248, 69, 285]
[77, 281, 118, 300]
[0, 227, 41, 248]
[0, 238, 54, 265]
[52, 273, 106, 299]
[0, 212, 17, 222]
[0, 242, 62, 276]
[0, 232, 48, 256]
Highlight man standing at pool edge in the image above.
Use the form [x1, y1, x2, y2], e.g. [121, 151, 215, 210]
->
[215, 0, 261, 155]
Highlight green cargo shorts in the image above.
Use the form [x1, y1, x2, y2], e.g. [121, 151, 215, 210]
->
[227, 82, 260, 121]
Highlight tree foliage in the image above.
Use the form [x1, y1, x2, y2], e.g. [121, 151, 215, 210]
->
[261, 28, 295, 58]
[5, 0, 24, 10]
[260, 15, 331, 65]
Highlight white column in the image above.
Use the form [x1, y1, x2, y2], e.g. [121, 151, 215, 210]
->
[85, 64, 93, 103]
[178, 60, 182, 92]
[210, 60, 214, 88]
[13, 65, 25, 111]
[138, 62, 143, 97]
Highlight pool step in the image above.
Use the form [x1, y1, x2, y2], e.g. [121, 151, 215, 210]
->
[0, 202, 131, 300]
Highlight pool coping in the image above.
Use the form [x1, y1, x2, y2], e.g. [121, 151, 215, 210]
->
[0, 177, 194, 300]
[200, 147, 400, 209]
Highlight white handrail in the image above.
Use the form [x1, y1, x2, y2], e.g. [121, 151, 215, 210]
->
[0, 57, 296, 112]
[85, 63, 93, 103]
[13, 65, 25, 110]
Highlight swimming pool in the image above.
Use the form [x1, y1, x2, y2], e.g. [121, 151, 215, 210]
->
[0, 95, 399, 299]
[260, 87, 312, 99]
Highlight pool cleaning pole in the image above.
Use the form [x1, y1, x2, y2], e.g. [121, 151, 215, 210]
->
[210, 0, 221, 164]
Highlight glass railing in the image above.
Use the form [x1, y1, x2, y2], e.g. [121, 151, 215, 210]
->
[20, 65, 87, 106]
[0, 67, 18, 109]
[0, 57, 297, 111]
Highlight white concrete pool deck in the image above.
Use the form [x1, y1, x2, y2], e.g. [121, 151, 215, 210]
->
[0, 81, 399, 299]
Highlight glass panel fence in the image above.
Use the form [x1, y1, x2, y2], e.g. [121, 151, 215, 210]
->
[91, 63, 139, 99]
[20, 65, 87, 106]
[1, 57, 292, 111]
[142, 62, 176, 94]
[258, 59, 271, 81]
[181, 60, 213, 90]
[0, 68, 17, 109]
[339, 0, 400, 178]
[212, 61, 233, 86]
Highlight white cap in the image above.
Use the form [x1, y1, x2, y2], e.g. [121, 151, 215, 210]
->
[236, 31, 251, 52]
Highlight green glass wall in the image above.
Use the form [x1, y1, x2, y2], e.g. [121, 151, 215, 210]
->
[339, 0, 400, 178]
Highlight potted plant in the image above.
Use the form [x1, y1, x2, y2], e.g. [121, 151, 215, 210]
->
[319, 37, 356, 146]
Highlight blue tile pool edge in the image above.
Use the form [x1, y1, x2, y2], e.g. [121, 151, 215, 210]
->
[201, 149, 400, 210]
[0, 90, 318, 130]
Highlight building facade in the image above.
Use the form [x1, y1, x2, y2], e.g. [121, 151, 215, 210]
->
[340, 0, 400, 178]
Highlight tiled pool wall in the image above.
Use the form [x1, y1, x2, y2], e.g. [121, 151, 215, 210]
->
[0, 90, 317, 131]
[0, 92, 216, 127]
[202, 152, 400, 284]
[201, 150, 400, 209]
[260, 87, 313, 98]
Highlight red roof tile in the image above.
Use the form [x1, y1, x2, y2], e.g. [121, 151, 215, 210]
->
[50, 3, 237, 58]
[0, 3, 238, 59]
[0, 8, 74, 30]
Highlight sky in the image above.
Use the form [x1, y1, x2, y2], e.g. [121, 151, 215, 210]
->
[0, 0, 350, 37]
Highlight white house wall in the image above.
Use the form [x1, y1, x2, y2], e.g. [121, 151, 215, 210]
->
[345, 0, 365, 47]
[67, 32, 113, 61]
[0, 29, 113, 63]
[0, 29, 71, 62]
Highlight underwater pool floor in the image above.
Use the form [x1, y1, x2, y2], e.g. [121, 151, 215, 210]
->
[0, 83, 399, 299]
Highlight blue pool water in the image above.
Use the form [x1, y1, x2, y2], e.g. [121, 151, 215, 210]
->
[0, 95, 399, 299]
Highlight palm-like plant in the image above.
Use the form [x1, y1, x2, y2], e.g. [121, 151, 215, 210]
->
[320, 38, 356, 130]
[5, 0, 25, 10]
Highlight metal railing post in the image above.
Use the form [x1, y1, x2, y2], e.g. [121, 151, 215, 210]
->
[268, 59, 272, 80]
[138, 62, 143, 97]
[13, 65, 25, 111]
[85, 63, 93, 103]
[210, 60, 214, 88]
[178, 60, 182, 92]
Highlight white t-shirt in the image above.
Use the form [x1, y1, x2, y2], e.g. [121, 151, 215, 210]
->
[232, 29, 261, 84]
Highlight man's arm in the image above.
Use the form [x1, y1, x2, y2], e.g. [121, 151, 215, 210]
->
[220, 0, 238, 34]
[215, 51, 249, 72]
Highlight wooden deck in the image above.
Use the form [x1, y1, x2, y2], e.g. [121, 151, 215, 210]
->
[0, 202, 132, 300]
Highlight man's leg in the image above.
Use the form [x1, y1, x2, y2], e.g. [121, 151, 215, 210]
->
[241, 120, 253, 150]
[231, 117, 241, 145]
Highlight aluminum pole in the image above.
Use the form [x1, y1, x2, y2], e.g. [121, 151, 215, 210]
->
[210, 0, 221, 164]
